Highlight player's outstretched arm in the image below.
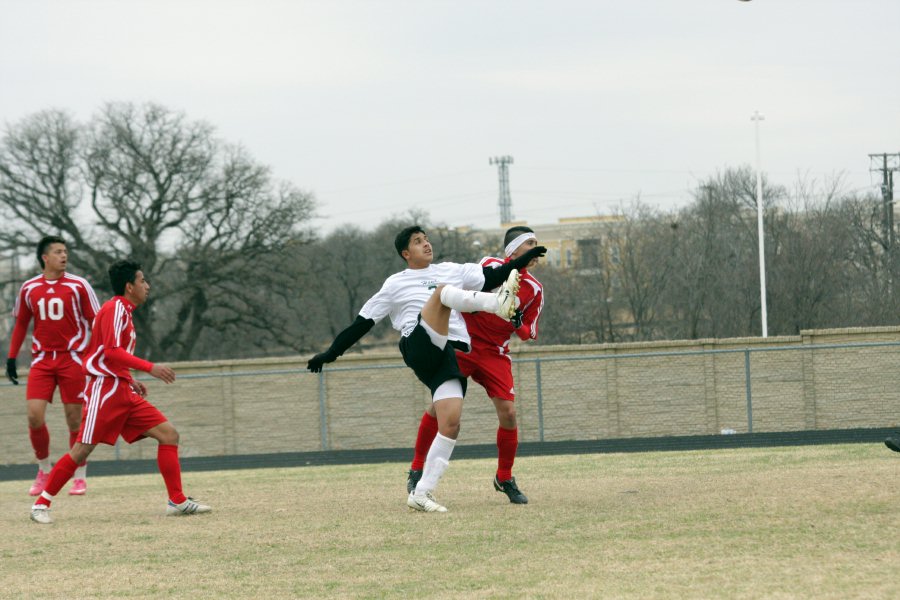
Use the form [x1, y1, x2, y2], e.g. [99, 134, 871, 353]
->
[102, 347, 173, 383]
[307, 316, 375, 373]
[481, 246, 547, 290]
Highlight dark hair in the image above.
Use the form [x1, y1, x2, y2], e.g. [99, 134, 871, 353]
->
[108, 259, 142, 296]
[394, 225, 426, 258]
[36, 235, 66, 269]
[503, 226, 534, 248]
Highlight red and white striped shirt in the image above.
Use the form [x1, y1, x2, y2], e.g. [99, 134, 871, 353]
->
[82, 296, 152, 381]
[8, 273, 100, 357]
[462, 256, 544, 353]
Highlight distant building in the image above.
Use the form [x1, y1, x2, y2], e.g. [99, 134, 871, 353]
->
[469, 214, 624, 270]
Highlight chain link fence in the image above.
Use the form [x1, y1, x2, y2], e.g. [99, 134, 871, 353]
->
[2, 340, 899, 465]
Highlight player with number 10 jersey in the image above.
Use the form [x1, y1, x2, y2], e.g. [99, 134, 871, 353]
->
[12, 272, 98, 358]
[11, 269, 99, 406]
[7, 236, 100, 497]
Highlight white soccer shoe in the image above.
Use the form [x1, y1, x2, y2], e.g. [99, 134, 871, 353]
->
[166, 497, 212, 516]
[407, 491, 448, 513]
[493, 269, 520, 321]
[30, 504, 53, 524]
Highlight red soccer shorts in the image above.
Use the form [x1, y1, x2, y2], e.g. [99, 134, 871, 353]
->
[78, 376, 167, 446]
[26, 351, 86, 405]
[455, 344, 516, 401]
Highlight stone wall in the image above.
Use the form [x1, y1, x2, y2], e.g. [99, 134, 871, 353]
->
[2, 326, 899, 465]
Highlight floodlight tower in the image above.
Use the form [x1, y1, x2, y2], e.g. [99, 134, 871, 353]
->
[490, 155, 514, 224]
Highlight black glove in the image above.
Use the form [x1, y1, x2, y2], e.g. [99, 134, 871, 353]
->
[523, 245, 546, 261]
[511, 309, 524, 329]
[6, 358, 18, 385]
[307, 351, 337, 373]
[511, 245, 547, 269]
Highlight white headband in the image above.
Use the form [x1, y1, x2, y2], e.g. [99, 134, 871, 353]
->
[505, 232, 536, 257]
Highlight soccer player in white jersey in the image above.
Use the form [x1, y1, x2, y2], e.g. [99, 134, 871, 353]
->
[7, 236, 100, 497]
[30, 259, 211, 524]
[407, 225, 544, 504]
[307, 225, 546, 512]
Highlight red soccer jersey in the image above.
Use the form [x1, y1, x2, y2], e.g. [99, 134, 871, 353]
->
[462, 256, 544, 352]
[8, 273, 100, 357]
[83, 296, 150, 380]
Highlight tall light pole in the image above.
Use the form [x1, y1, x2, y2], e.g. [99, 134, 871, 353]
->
[751, 110, 768, 337]
[489, 155, 514, 225]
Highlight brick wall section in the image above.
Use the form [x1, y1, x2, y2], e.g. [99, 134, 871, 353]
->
[2, 326, 899, 465]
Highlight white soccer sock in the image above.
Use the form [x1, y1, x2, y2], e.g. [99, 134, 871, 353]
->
[439, 285, 499, 313]
[415, 433, 457, 495]
[37, 457, 51, 472]
[74, 465, 87, 479]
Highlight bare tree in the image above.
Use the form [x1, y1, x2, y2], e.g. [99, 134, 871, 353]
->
[0, 110, 83, 256]
[538, 264, 617, 345]
[665, 201, 713, 340]
[311, 226, 395, 338]
[662, 168, 784, 338]
[538, 169, 900, 342]
[0, 103, 315, 361]
[766, 176, 856, 333]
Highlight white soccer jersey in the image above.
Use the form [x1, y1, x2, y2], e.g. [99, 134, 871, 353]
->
[359, 262, 485, 343]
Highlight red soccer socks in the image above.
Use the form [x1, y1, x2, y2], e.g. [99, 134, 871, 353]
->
[157, 444, 187, 505]
[411, 412, 439, 471]
[69, 430, 87, 469]
[29, 424, 50, 461]
[34, 453, 78, 507]
[496, 426, 519, 482]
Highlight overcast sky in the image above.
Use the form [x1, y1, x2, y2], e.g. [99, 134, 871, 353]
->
[2, 0, 898, 234]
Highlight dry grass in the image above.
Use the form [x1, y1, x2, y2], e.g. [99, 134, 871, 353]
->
[1, 444, 898, 599]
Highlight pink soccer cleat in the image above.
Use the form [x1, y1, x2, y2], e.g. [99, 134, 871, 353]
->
[28, 469, 49, 496]
[69, 478, 87, 496]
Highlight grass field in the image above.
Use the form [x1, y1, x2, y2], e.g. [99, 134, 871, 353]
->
[2, 444, 898, 599]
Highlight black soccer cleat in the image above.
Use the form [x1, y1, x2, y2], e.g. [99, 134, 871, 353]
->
[885, 436, 900, 453]
[493, 475, 528, 504]
[407, 469, 423, 494]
